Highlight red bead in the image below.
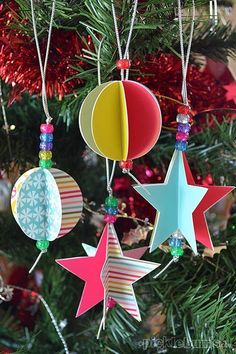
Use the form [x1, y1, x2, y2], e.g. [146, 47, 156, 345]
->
[177, 105, 190, 114]
[188, 116, 193, 125]
[40, 123, 54, 134]
[119, 160, 133, 170]
[104, 215, 117, 223]
[107, 297, 116, 309]
[116, 59, 131, 70]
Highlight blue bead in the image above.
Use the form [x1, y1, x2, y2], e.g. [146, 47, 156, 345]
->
[168, 238, 175, 247]
[169, 237, 182, 247]
[40, 133, 53, 143]
[174, 239, 182, 247]
[177, 123, 191, 133]
[105, 206, 118, 215]
[175, 140, 187, 151]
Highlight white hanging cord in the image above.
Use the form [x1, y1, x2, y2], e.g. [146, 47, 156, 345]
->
[126, 170, 151, 195]
[9, 285, 69, 354]
[209, 0, 218, 26]
[30, 0, 56, 124]
[97, 37, 105, 86]
[96, 306, 109, 339]
[28, 250, 47, 274]
[177, 0, 195, 106]
[106, 158, 116, 195]
[0, 80, 12, 160]
[153, 256, 179, 279]
[111, 0, 138, 80]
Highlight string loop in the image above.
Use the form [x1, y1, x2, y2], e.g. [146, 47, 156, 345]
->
[30, 0, 56, 123]
[177, 0, 195, 106]
[111, 0, 138, 80]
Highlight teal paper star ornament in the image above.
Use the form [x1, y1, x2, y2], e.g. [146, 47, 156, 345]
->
[133, 150, 208, 254]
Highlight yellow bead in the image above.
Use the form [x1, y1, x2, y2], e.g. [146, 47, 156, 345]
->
[39, 150, 52, 160]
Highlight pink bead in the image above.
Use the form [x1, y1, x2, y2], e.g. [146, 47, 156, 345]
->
[104, 215, 117, 223]
[176, 131, 189, 141]
[107, 297, 116, 309]
[40, 123, 54, 134]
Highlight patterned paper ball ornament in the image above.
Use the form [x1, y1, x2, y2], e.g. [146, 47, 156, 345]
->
[79, 80, 162, 161]
[11, 123, 83, 252]
[11, 168, 83, 245]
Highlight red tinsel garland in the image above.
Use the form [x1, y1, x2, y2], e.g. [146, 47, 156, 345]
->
[0, 1, 90, 103]
[132, 54, 236, 125]
[0, 1, 235, 121]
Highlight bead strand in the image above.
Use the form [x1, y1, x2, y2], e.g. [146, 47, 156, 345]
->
[39, 123, 54, 168]
[104, 196, 118, 223]
[175, 105, 192, 152]
[168, 232, 184, 257]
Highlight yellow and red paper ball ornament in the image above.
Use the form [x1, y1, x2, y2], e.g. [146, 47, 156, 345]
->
[79, 80, 162, 161]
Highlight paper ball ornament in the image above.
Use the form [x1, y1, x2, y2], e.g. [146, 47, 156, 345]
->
[79, 80, 162, 161]
[11, 168, 83, 241]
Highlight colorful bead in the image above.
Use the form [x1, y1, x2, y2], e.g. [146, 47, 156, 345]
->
[105, 196, 118, 208]
[177, 123, 191, 133]
[40, 123, 54, 134]
[175, 140, 187, 151]
[116, 59, 131, 70]
[177, 105, 190, 114]
[39, 159, 52, 169]
[104, 215, 117, 223]
[39, 150, 52, 160]
[107, 297, 116, 308]
[105, 206, 118, 215]
[170, 246, 184, 257]
[176, 131, 189, 141]
[36, 239, 49, 251]
[119, 160, 133, 170]
[169, 238, 182, 248]
[40, 142, 53, 151]
[40, 133, 53, 143]
[176, 114, 190, 124]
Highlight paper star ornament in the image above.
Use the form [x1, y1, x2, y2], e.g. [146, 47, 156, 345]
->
[134, 150, 208, 254]
[56, 224, 160, 320]
[183, 153, 235, 249]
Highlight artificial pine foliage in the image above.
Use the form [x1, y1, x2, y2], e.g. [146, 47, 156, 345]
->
[0, 0, 235, 353]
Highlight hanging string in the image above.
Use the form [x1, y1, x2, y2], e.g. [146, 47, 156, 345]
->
[28, 250, 47, 274]
[97, 37, 105, 86]
[0, 80, 12, 160]
[209, 0, 218, 26]
[30, 0, 56, 123]
[8, 284, 69, 354]
[106, 158, 116, 195]
[177, 0, 195, 106]
[153, 256, 179, 279]
[126, 170, 151, 195]
[111, 0, 138, 80]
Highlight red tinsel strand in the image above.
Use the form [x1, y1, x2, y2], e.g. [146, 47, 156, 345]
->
[0, 1, 91, 103]
[132, 53, 236, 125]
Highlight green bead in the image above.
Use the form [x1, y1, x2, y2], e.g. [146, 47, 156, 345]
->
[105, 196, 118, 207]
[39, 150, 52, 160]
[36, 240, 49, 251]
[170, 246, 184, 257]
[39, 159, 52, 169]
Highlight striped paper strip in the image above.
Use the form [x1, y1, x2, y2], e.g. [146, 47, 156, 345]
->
[51, 169, 83, 237]
[102, 224, 159, 321]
